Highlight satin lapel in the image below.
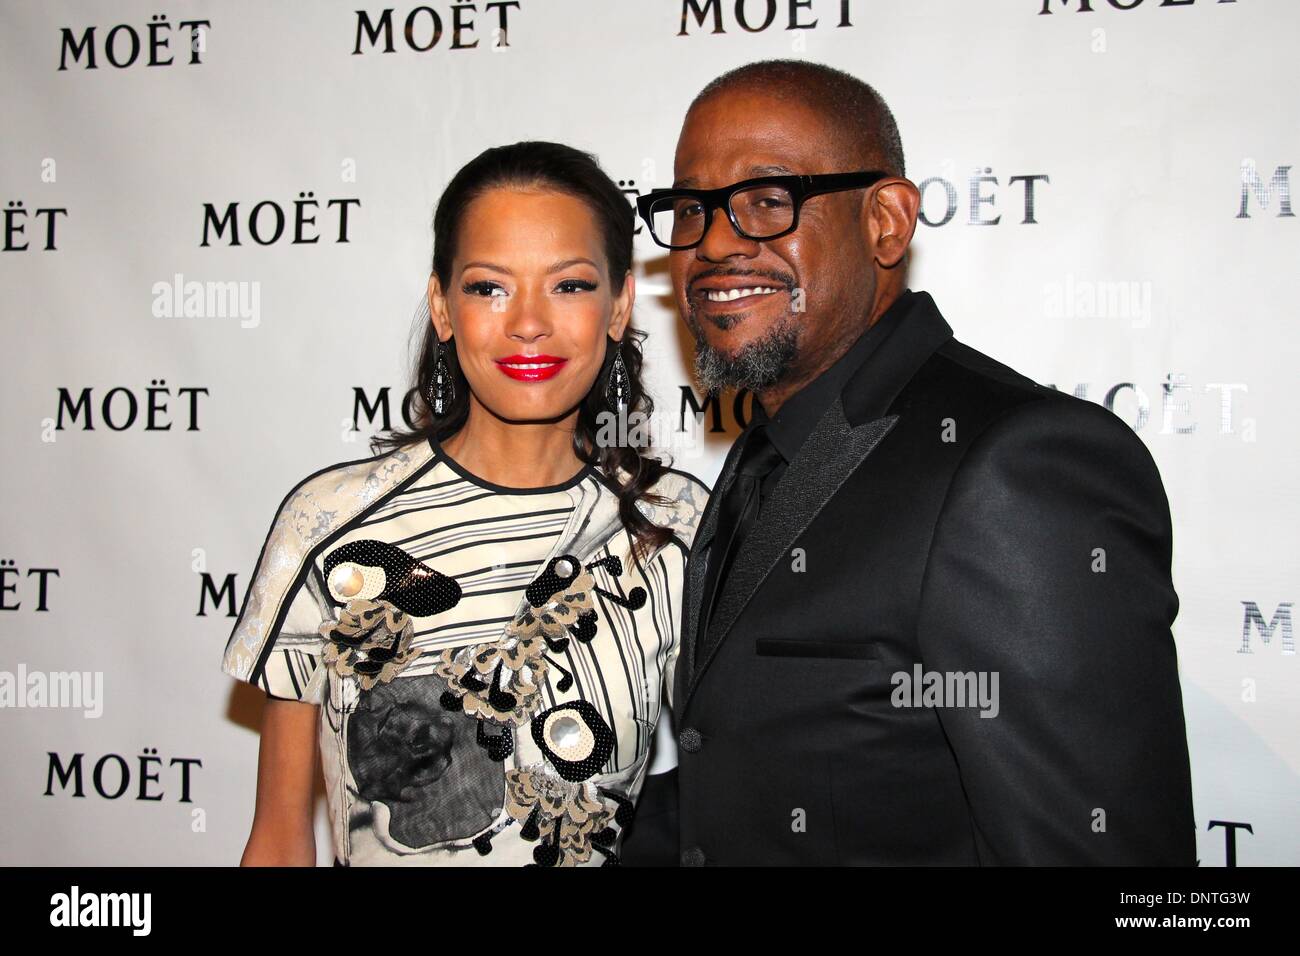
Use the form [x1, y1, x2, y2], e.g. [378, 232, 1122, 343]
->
[675, 434, 748, 709]
[682, 398, 899, 713]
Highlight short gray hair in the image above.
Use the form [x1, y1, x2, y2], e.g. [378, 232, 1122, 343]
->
[690, 59, 905, 178]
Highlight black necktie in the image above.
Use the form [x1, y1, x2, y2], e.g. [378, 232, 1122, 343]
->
[696, 423, 784, 663]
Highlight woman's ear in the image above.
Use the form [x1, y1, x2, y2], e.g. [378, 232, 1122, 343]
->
[427, 273, 453, 342]
[609, 270, 635, 342]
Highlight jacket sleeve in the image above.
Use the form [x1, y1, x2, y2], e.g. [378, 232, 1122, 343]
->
[915, 396, 1195, 864]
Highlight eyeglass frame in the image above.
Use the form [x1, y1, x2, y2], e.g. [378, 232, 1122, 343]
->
[635, 170, 891, 250]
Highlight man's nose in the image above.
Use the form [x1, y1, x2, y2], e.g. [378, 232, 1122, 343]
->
[695, 204, 761, 262]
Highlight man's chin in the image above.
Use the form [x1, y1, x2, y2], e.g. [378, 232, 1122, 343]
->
[688, 304, 781, 353]
[690, 316, 801, 397]
[688, 298, 781, 335]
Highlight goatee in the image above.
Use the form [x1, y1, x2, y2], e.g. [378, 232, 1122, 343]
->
[688, 310, 801, 397]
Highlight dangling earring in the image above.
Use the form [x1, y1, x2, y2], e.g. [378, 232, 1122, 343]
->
[427, 338, 455, 416]
[604, 341, 629, 415]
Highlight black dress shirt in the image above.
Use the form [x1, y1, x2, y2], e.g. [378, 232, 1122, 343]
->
[748, 288, 917, 509]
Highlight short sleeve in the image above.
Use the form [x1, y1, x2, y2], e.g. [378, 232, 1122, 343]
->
[221, 490, 334, 706]
[256, 569, 331, 704]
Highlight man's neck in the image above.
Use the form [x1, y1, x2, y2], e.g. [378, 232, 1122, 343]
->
[757, 285, 901, 416]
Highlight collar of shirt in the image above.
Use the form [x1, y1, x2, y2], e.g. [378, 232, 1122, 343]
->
[751, 288, 917, 465]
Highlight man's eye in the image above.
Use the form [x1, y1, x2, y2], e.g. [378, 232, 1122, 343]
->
[463, 281, 507, 297]
[677, 202, 703, 220]
[556, 279, 598, 294]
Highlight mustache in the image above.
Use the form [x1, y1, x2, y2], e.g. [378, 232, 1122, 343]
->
[684, 268, 796, 332]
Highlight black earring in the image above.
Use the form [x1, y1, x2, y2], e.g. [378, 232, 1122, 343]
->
[604, 342, 628, 414]
[427, 338, 455, 416]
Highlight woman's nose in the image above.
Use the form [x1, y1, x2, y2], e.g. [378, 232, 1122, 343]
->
[503, 285, 553, 341]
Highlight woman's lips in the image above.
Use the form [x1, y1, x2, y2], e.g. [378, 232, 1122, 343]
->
[494, 355, 568, 382]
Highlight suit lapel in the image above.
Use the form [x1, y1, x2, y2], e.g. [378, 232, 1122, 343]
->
[681, 400, 898, 711]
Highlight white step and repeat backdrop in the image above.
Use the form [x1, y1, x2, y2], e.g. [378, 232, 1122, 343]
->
[1, 0, 1295, 865]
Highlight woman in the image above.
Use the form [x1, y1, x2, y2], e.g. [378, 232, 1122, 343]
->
[221, 141, 708, 866]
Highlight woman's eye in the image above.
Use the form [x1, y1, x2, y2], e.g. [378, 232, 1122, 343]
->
[463, 281, 507, 297]
[555, 279, 598, 294]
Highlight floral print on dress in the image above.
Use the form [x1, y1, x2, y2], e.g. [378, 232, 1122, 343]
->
[434, 637, 549, 725]
[434, 561, 606, 726]
[319, 598, 419, 689]
[507, 568, 598, 651]
[505, 767, 617, 867]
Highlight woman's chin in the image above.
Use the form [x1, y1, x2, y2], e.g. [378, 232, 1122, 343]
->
[479, 394, 587, 426]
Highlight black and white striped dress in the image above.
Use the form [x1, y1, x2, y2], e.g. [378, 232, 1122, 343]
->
[222, 434, 708, 866]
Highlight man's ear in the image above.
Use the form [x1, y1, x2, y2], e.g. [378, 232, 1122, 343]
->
[866, 179, 920, 270]
[609, 270, 636, 341]
[427, 273, 453, 342]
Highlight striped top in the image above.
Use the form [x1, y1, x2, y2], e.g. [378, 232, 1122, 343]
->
[223, 435, 708, 866]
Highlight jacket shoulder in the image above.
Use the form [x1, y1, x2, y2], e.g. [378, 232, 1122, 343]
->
[890, 336, 1160, 476]
[901, 338, 1052, 413]
[900, 338, 1126, 431]
[906, 340, 1164, 500]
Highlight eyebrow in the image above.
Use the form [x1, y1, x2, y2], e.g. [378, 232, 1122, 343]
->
[460, 257, 599, 275]
[673, 164, 796, 189]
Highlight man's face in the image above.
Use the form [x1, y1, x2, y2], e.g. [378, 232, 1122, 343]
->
[669, 88, 876, 398]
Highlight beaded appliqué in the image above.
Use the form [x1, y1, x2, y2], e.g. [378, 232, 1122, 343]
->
[435, 554, 646, 762]
[433, 637, 549, 727]
[491, 701, 634, 866]
[505, 768, 617, 867]
[323, 539, 462, 617]
[318, 598, 419, 690]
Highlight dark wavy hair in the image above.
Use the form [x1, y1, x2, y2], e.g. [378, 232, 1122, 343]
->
[370, 141, 678, 564]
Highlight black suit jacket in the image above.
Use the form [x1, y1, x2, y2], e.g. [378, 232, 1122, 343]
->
[667, 290, 1195, 865]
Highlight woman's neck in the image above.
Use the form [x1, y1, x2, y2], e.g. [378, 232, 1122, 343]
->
[440, 401, 587, 489]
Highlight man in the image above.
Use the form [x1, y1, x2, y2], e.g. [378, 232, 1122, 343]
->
[634, 60, 1195, 865]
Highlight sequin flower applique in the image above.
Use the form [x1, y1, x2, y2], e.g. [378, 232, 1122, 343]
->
[507, 567, 598, 650]
[437, 554, 649, 764]
[505, 767, 618, 867]
[319, 598, 419, 689]
[435, 557, 598, 724]
[434, 636, 550, 727]
[471, 700, 635, 865]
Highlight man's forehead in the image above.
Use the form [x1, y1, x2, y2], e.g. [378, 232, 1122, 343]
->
[672, 90, 838, 187]
[672, 162, 797, 189]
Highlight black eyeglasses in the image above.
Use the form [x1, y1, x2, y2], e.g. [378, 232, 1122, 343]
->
[635, 171, 889, 250]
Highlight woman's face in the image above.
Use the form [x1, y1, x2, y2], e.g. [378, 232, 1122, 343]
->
[429, 186, 633, 425]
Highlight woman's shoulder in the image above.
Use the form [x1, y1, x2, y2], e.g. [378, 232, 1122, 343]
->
[270, 439, 435, 542]
[628, 461, 712, 550]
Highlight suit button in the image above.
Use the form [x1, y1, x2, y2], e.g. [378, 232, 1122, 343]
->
[678, 727, 703, 753]
[681, 846, 706, 867]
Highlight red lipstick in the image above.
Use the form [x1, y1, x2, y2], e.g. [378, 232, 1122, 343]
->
[494, 354, 568, 382]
